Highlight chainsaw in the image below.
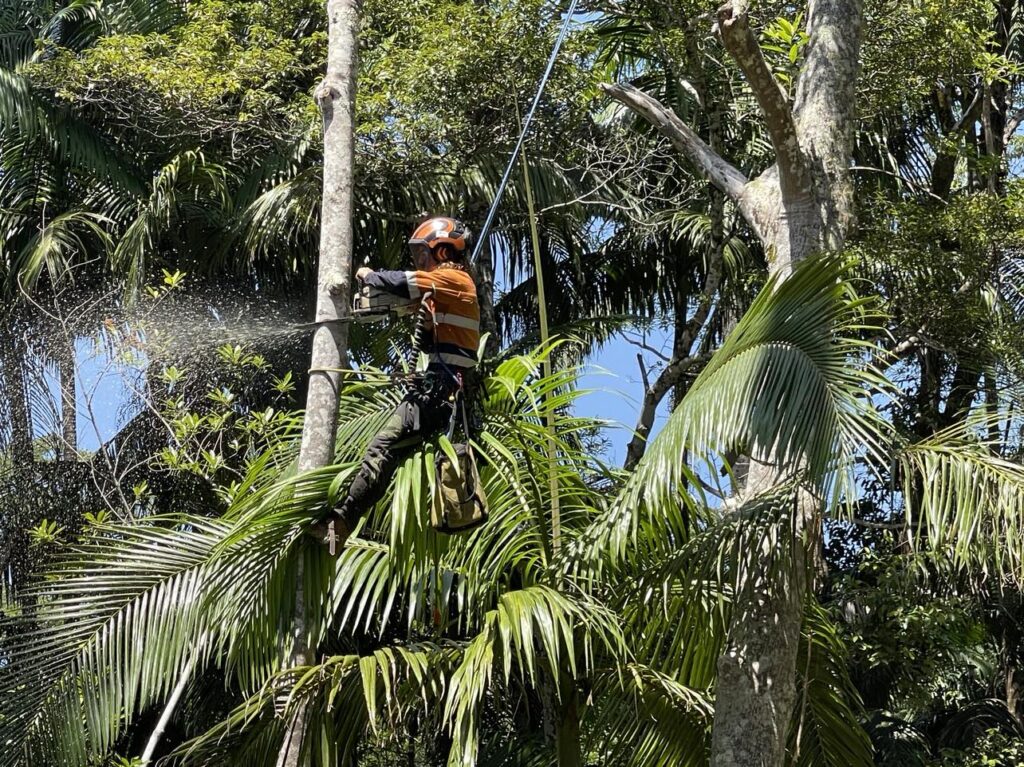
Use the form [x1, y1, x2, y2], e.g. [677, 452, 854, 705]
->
[294, 284, 420, 330]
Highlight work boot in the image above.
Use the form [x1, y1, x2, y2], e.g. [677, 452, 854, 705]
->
[307, 510, 354, 557]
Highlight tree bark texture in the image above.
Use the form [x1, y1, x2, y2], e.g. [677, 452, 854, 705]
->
[276, 2, 360, 766]
[711, 460, 814, 767]
[58, 334, 77, 460]
[1, 321, 33, 458]
[606, 1, 864, 765]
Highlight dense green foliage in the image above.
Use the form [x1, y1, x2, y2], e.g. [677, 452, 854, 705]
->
[6, 0, 1024, 765]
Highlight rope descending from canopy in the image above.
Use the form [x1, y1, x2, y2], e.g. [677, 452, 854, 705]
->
[469, 0, 581, 264]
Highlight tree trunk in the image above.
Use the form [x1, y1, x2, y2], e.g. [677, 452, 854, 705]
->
[1, 320, 33, 459]
[1007, 664, 1024, 728]
[555, 683, 582, 767]
[58, 334, 77, 461]
[276, 2, 360, 765]
[472, 250, 500, 358]
[606, 1, 864, 762]
[714, 4, 862, 765]
[710, 461, 813, 767]
[708, 199, 823, 767]
[987, 0, 1014, 195]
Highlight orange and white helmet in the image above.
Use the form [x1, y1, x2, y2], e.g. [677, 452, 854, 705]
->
[408, 216, 470, 262]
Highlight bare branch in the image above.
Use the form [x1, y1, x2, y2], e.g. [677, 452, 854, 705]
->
[601, 82, 750, 205]
[714, 1, 808, 198]
[871, 275, 976, 369]
[954, 90, 984, 135]
[623, 350, 714, 471]
[623, 189, 730, 470]
[850, 165, 948, 203]
[1005, 105, 1024, 145]
[636, 352, 650, 391]
[623, 331, 671, 363]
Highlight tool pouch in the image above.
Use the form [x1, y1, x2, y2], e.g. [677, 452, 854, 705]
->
[431, 391, 488, 534]
[431, 442, 488, 534]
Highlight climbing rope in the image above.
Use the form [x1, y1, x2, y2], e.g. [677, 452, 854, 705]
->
[469, 0, 581, 264]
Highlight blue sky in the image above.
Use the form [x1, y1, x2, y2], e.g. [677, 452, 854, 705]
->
[72, 335, 145, 452]
[574, 327, 674, 466]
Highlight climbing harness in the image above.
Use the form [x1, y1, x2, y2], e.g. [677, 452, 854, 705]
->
[470, 0, 581, 265]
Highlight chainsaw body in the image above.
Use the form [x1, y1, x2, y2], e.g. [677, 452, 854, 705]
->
[351, 285, 419, 323]
[295, 285, 420, 330]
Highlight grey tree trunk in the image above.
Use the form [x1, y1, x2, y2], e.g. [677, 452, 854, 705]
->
[58, 336, 77, 460]
[276, 2, 361, 765]
[711, 462, 816, 767]
[1, 321, 32, 459]
[604, 1, 864, 764]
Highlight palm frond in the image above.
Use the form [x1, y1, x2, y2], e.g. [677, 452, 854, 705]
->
[0, 450, 341, 766]
[237, 164, 321, 280]
[16, 209, 112, 288]
[172, 642, 458, 766]
[0, 519, 224, 767]
[445, 584, 626, 766]
[112, 150, 230, 292]
[898, 416, 1024, 582]
[591, 256, 892, 563]
[590, 663, 712, 767]
[175, 583, 625, 767]
[0, 68, 42, 139]
[790, 604, 873, 767]
[97, 0, 184, 37]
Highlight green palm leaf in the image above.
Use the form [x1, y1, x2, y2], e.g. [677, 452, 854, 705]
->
[0, 519, 224, 766]
[590, 663, 712, 767]
[0, 459, 339, 766]
[15, 209, 112, 288]
[0, 69, 41, 139]
[444, 584, 627, 766]
[789, 605, 873, 767]
[112, 150, 230, 292]
[591, 256, 892, 564]
[898, 417, 1024, 581]
[171, 642, 458, 766]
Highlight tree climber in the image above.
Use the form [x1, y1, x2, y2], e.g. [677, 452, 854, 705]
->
[311, 216, 480, 552]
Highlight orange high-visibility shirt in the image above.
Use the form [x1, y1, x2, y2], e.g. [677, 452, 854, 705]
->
[363, 264, 480, 368]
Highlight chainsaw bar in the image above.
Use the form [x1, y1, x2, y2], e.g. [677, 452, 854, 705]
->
[292, 310, 390, 330]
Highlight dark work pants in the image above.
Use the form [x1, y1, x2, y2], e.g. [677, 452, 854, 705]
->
[336, 371, 459, 527]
